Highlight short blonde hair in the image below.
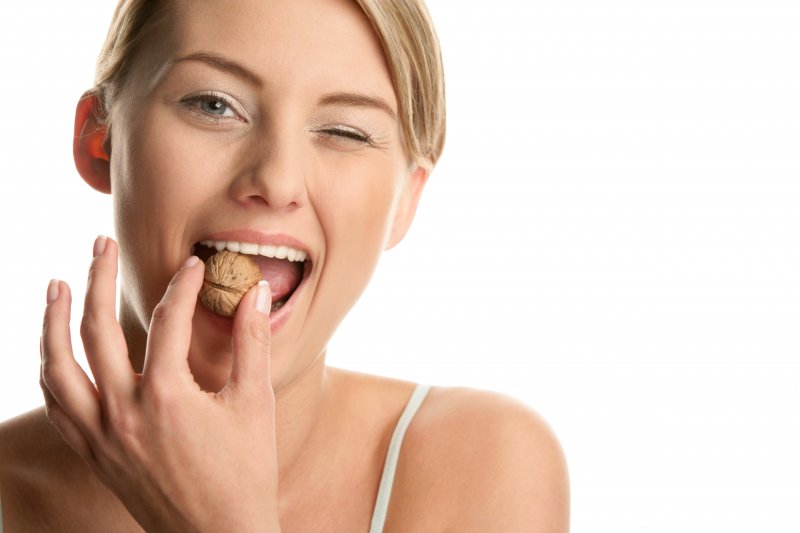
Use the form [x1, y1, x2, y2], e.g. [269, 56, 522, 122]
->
[92, 0, 446, 166]
[92, 0, 172, 127]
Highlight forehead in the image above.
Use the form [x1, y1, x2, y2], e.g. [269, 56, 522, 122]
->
[131, 0, 396, 111]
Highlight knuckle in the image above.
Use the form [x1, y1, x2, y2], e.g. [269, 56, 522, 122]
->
[141, 376, 178, 411]
[168, 271, 183, 287]
[87, 262, 103, 284]
[164, 272, 184, 294]
[85, 268, 101, 293]
[44, 401, 58, 425]
[43, 393, 63, 421]
[140, 378, 188, 428]
[41, 359, 64, 393]
[247, 319, 270, 350]
[150, 303, 172, 323]
[103, 405, 140, 443]
[79, 311, 103, 340]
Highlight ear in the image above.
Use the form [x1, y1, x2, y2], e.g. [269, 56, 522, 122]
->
[73, 90, 112, 194]
[384, 163, 431, 250]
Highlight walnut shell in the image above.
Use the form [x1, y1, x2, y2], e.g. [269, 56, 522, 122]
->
[199, 250, 262, 317]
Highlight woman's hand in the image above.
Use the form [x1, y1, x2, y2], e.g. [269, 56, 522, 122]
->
[39, 236, 282, 533]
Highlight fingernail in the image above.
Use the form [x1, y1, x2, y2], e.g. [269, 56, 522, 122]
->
[93, 235, 107, 257]
[47, 279, 60, 304]
[255, 280, 270, 314]
[182, 255, 200, 269]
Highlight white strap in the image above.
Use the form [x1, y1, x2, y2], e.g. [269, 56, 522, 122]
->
[368, 383, 432, 533]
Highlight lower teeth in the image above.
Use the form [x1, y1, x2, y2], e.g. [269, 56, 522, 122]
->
[271, 299, 287, 312]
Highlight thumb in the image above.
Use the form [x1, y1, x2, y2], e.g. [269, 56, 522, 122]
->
[226, 279, 272, 397]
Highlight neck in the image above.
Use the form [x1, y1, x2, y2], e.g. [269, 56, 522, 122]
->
[118, 293, 332, 483]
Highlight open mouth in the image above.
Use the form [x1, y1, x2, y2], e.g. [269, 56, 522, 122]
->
[192, 240, 311, 313]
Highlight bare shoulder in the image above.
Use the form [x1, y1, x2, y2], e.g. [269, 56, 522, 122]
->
[0, 406, 60, 483]
[0, 407, 117, 532]
[390, 386, 570, 532]
[0, 407, 59, 529]
[1, 408, 64, 522]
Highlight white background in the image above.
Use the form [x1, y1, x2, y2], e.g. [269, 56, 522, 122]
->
[1, 1, 798, 531]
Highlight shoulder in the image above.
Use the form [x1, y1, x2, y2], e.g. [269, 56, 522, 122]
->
[0, 407, 100, 529]
[400, 386, 570, 532]
[0, 407, 53, 484]
[0, 408, 49, 526]
[0, 408, 59, 507]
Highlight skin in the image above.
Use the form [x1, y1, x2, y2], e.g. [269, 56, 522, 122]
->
[0, 0, 570, 531]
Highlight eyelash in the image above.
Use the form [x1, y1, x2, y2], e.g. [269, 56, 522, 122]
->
[179, 92, 374, 145]
[180, 91, 240, 122]
[319, 126, 373, 145]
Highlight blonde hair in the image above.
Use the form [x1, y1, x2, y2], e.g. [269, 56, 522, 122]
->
[92, 1, 172, 128]
[92, 0, 446, 166]
[353, 0, 446, 166]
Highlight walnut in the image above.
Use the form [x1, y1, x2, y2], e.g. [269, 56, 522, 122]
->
[199, 250, 262, 317]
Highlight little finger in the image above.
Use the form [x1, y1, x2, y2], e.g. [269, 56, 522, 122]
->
[41, 280, 102, 443]
[40, 359, 95, 464]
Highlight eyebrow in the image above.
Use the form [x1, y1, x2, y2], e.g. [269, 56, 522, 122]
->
[169, 51, 264, 88]
[317, 92, 397, 121]
[168, 51, 397, 121]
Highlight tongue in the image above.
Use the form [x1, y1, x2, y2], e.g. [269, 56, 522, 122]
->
[250, 256, 303, 301]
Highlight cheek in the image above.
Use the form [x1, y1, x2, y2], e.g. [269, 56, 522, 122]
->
[122, 110, 228, 221]
[314, 156, 400, 253]
[305, 158, 400, 338]
[112, 107, 229, 313]
[312, 156, 402, 319]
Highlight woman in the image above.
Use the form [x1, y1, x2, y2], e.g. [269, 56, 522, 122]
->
[0, 0, 569, 530]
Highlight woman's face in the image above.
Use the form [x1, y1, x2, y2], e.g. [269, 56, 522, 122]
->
[101, 0, 426, 389]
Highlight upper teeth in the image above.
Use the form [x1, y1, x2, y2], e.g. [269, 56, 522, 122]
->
[200, 240, 308, 262]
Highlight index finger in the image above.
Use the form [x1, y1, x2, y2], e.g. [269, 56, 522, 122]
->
[141, 255, 205, 386]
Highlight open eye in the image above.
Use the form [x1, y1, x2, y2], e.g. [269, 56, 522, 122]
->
[179, 91, 242, 122]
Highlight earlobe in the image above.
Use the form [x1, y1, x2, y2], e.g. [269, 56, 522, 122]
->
[73, 90, 112, 194]
[384, 164, 431, 251]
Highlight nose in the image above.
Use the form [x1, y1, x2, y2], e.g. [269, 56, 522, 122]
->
[230, 131, 307, 211]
